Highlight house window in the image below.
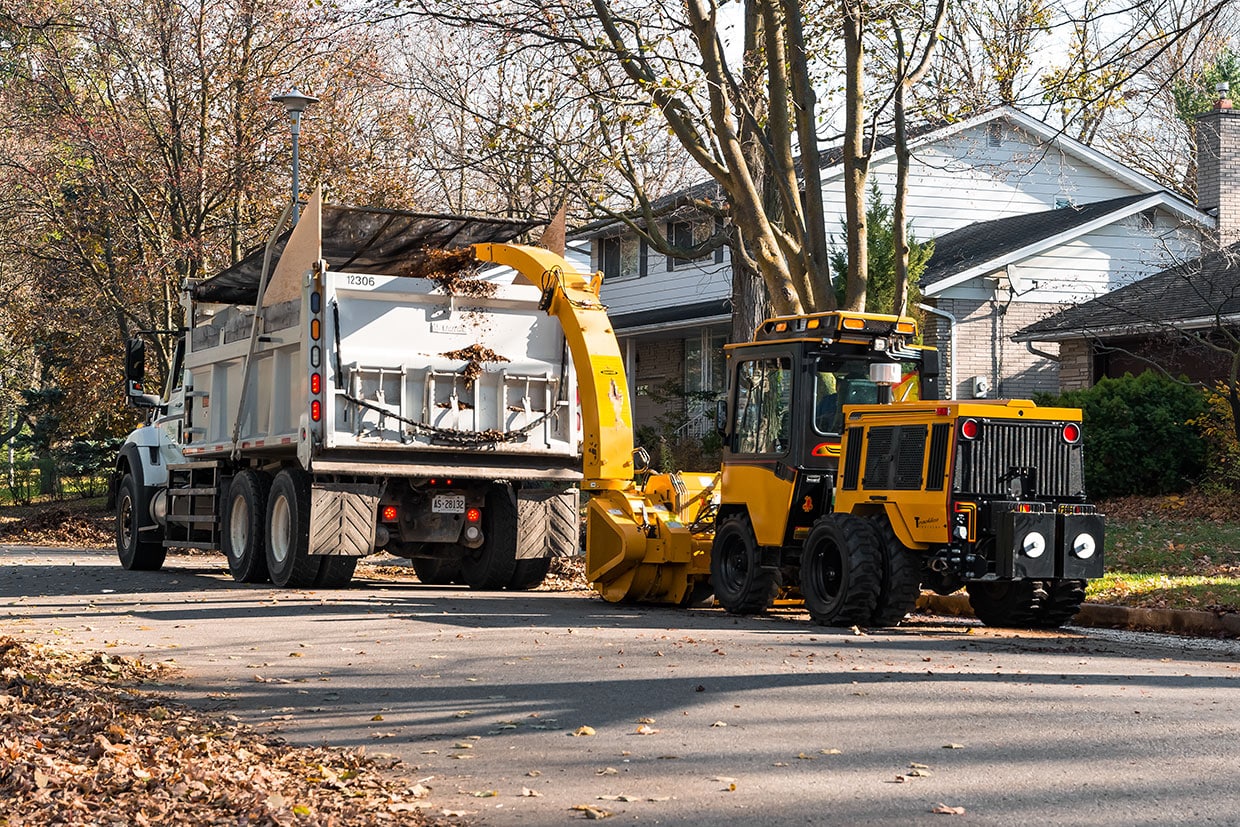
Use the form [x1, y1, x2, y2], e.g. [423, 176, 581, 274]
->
[666, 219, 713, 270]
[598, 235, 644, 280]
[733, 356, 793, 455]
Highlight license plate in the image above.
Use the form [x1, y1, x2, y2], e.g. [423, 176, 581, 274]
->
[432, 494, 466, 514]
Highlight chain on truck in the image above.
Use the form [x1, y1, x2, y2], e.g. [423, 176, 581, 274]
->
[114, 192, 579, 590]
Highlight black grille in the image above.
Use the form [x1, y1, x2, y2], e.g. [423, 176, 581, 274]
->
[894, 425, 927, 490]
[842, 427, 863, 490]
[926, 423, 951, 491]
[862, 425, 927, 491]
[954, 421, 1084, 498]
[863, 427, 894, 489]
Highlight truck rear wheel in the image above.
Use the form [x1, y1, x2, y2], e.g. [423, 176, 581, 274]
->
[222, 470, 270, 583]
[265, 469, 320, 588]
[413, 552, 462, 585]
[710, 514, 779, 614]
[800, 514, 881, 627]
[869, 516, 923, 626]
[461, 487, 519, 590]
[116, 473, 166, 571]
[316, 556, 357, 588]
[508, 556, 552, 591]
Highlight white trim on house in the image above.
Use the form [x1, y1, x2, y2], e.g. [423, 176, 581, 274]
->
[616, 314, 733, 337]
[922, 192, 1211, 296]
[1014, 312, 1240, 342]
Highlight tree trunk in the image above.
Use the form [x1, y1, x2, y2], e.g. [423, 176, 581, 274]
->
[841, 0, 868, 311]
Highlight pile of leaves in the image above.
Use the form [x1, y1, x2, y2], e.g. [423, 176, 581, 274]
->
[0, 502, 113, 548]
[440, 345, 509, 386]
[0, 637, 444, 826]
[410, 249, 496, 299]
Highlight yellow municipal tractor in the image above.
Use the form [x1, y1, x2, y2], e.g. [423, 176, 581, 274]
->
[473, 243, 1104, 628]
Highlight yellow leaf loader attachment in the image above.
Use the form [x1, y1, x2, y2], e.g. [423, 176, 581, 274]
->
[472, 243, 715, 604]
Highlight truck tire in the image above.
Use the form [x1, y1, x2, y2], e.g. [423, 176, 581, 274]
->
[710, 513, 779, 614]
[265, 469, 320, 588]
[508, 556, 551, 591]
[800, 514, 881, 627]
[461, 487, 519, 590]
[316, 556, 357, 588]
[222, 470, 270, 583]
[966, 580, 1046, 628]
[869, 515, 923, 626]
[116, 473, 166, 571]
[412, 552, 462, 585]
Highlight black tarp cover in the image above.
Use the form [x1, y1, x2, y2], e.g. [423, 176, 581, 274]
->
[193, 204, 542, 305]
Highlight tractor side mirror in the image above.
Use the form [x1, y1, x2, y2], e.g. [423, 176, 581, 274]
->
[124, 337, 162, 409]
[714, 399, 728, 438]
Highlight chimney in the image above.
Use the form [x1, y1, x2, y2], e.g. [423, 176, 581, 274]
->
[1196, 81, 1240, 247]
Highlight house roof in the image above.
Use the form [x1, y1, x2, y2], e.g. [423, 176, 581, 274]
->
[572, 106, 1206, 240]
[1012, 242, 1240, 342]
[920, 193, 1157, 290]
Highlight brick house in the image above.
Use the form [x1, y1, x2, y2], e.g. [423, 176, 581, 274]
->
[571, 106, 1214, 431]
[1011, 96, 1240, 391]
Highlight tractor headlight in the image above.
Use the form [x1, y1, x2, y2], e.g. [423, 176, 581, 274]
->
[1072, 532, 1097, 559]
[1022, 531, 1047, 559]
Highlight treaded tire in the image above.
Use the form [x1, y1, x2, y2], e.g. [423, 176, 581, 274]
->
[966, 580, 1048, 628]
[801, 514, 882, 626]
[222, 470, 271, 583]
[316, 556, 357, 588]
[869, 515, 923, 626]
[116, 473, 166, 571]
[413, 553, 462, 585]
[1036, 578, 1086, 628]
[265, 469, 320, 588]
[461, 487, 519, 590]
[710, 513, 779, 614]
[508, 556, 552, 591]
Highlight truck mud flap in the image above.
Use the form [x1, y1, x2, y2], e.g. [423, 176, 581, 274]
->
[517, 487, 580, 559]
[309, 483, 381, 556]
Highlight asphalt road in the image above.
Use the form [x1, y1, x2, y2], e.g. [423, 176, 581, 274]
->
[3, 546, 1239, 826]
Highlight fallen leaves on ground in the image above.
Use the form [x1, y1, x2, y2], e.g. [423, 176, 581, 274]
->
[0, 636, 442, 826]
[931, 802, 966, 815]
[0, 501, 113, 547]
[571, 804, 613, 819]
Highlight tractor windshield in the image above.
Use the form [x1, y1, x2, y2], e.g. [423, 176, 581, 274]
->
[813, 357, 920, 435]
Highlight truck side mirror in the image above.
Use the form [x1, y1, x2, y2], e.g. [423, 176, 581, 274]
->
[124, 337, 162, 409]
[714, 398, 728, 438]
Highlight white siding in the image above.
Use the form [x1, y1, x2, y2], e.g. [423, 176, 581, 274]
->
[598, 251, 733, 318]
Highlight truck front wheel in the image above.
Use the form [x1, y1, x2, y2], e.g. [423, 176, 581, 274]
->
[116, 473, 166, 571]
[800, 514, 881, 626]
[265, 469, 320, 588]
[222, 470, 270, 583]
[710, 514, 779, 614]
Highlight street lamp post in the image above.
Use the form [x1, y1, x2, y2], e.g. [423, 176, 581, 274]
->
[271, 88, 319, 224]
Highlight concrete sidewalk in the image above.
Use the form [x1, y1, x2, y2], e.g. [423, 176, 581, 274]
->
[918, 592, 1240, 638]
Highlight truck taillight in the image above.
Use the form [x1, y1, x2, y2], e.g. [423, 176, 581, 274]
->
[310, 373, 321, 394]
[466, 507, 481, 523]
[1062, 422, 1081, 444]
[960, 418, 980, 440]
[381, 505, 398, 521]
[311, 400, 321, 421]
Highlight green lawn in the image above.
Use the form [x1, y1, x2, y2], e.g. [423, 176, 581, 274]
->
[1089, 508, 1240, 612]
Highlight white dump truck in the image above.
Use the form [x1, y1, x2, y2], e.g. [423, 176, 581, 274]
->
[114, 192, 580, 589]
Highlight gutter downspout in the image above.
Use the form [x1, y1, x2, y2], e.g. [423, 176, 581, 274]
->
[1025, 340, 1060, 362]
[918, 303, 957, 400]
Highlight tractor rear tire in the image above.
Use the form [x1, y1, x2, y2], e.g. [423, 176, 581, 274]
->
[116, 473, 166, 572]
[222, 470, 271, 583]
[461, 487, 519, 590]
[710, 513, 779, 614]
[800, 514, 881, 627]
[966, 580, 1047, 628]
[869, 516, 923, 626]
[1036, 578, 1086, 627]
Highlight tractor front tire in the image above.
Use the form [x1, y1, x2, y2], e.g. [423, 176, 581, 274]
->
[966, 580, 1046, 628]
[710, 514, 779, 614]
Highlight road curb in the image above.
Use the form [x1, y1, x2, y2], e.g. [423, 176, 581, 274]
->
[916, 592, 1240, 638]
